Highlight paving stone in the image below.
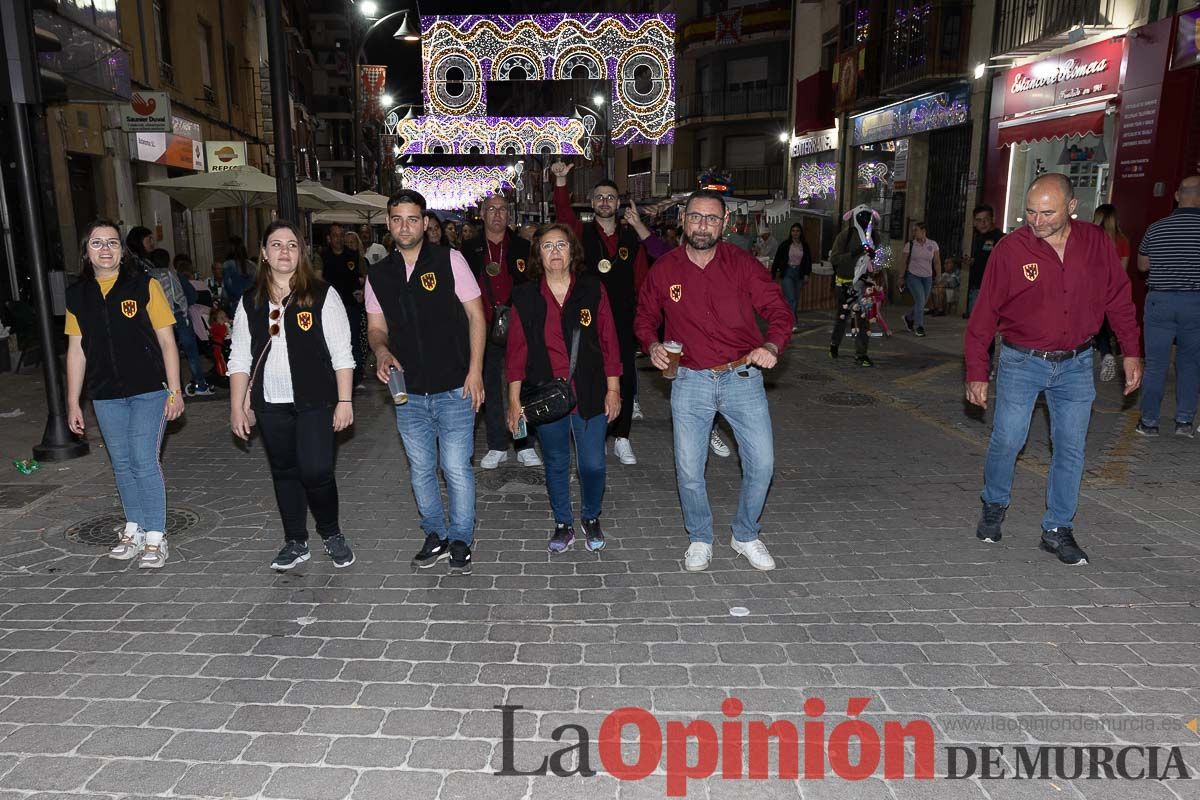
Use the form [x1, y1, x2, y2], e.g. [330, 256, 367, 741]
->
[226, 704, 310, 733]
[158, 731, 251, 762]
[0, 724, 93, 754]
[75, 726, 172, 757]
[172, 763, 271, 799]
[352, 769, 443, 800]
[261, 766, 357, 800]
[323, 736, 410, 767]
[0, 755, 104, 791]
[85, 759, 187, 795]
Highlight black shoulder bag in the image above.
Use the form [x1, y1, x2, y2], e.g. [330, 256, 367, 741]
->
[519, 328, 579, 426]
[481, 275, 510, 346]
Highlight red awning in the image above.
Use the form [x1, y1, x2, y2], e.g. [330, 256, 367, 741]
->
[997, 108, 1106, 148]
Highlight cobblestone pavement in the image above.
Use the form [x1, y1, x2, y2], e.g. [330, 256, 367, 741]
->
[0, 309, 1197, 800]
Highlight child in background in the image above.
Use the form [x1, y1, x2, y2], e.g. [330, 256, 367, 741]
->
[208, 307, 230, 380]
[931, 256, 961, 316]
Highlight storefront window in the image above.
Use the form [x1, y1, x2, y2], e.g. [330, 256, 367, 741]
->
[851, 140, 898, 236]
[1002, 115, 1115, 231]
[794, 155, 837, 214]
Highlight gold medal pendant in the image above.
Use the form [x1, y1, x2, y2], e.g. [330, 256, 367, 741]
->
[597, 258, 612, 274]
[485, 262, 501, 277]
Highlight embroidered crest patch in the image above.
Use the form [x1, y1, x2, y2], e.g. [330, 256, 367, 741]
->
[618, 246, 630, 261]
[297, 311, 313, 331]
[669, 284, 682, 302]
[1022, 263, 1039, 282]
[420, 272, 437, 291]
[120, 300, 137, 318]
[516, 258, 526, 272]
[580, 308, 593, 327]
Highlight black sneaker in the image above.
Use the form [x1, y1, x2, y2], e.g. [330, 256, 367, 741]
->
[915, 326, 926, 337]
[976, 501, 1007, 543]
[323, 534, 355, 568]
[271, 540, 310, 571]
[903, 314, 915, 333]
[855, 355, 873, 368]
[829, 345, 839, 359]
[448, 540, 473, 575]
[548, 523, 575, 554]
[581, 518, 606, 552]
[1135, 421, 1159, 437]
[411, 533, 450, 568]
[1040, 527, 1089, 566]
[1175, 421, 1195, 439]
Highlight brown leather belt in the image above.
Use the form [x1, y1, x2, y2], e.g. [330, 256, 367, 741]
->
[709, 357, 750, 373]
[1001, 338, 1093, 362]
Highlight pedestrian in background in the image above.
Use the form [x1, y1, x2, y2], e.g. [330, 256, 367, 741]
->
[772, 223, 812, 331]
[65, 219, 185, 569]
[319, 223, 367, 387]
[229, 220, 356, 571]
[899, 222, 940, 337]
[1135, 175, 1200, 438]
[222, 236, 255, 312]
[965, 205, 1003, 318]
[1092, 204, 1131, 383]
[148, 248, 213, 397]
[506, 223, 622, 553]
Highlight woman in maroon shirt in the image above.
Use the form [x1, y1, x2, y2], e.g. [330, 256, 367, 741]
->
[506, 224, 622, 554]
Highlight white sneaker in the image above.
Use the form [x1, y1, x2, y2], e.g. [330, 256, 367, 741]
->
[613, 437, 637, 465]
[516, 447, 542, 467]
[709, 429, 730, 458]
[731, 537, 776, 571]
[1100, 353, 1116, 382]
[631, 399, 644, 420]
[480, 450, 508, 469]
[109, 522, 145, 560]
[684, 541, 712, 572]
[139, 533, 168, 569]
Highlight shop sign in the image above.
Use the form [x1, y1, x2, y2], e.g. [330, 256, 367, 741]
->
[892, 138, 909, 190]
[851, 86, 969, 146]
[790, 127, 838, 158]
[133, 115, 204, 170]
[120, 91, 170, 132]
[205, 141, 248, 172]
[1171, 9, 1200, 70]
[1001, 38, 1124, 116]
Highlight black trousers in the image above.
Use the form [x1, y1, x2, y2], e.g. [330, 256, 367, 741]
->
[608, 314, 636, 439]
[831, 283, 869, 358]
[482, 340, 529, 452]
[257, 403, 340, 543]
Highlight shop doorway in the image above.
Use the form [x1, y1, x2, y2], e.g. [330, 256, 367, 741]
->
[924, 125, 972, 259]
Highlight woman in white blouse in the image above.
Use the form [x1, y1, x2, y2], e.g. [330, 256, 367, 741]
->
[228, 220, 357, 571]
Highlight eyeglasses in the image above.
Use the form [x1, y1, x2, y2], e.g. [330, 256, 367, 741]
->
[87, 238, 122, 251]
[539, 240, 570, 253]
[593, 193, 618, 204]
[268, 241, 299, 252]
[483, 207, 507, 216]
[269, 294, 292, 337]
[685, 212, 724, 227]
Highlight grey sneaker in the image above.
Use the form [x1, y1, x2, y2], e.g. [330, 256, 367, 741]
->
[1135, 421, 1159, 437]
[1175, 421, 1195, 439]
[976, 501, 1007, 543]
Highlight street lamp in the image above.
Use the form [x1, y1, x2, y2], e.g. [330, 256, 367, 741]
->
[592, 92, 605, 107]
[381, 93, 394, 107]
[359, 0, 379, 17]
[351, 6, 422, 191]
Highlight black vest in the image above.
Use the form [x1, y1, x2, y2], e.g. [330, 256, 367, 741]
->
[581, 222, 641, 321]
[65, 272, 167, 400]
[511, 275, 607, 419]
[320, 246, 362, 306]
[462, 231, 532, 284]
[367, 246, 470, 395]
[242, 282, 338, 412]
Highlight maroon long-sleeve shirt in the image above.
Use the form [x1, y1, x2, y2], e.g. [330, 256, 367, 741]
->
[507, 277, 623, 388]
[634, 241, 793, 370]
[964, 221, 1140, 383]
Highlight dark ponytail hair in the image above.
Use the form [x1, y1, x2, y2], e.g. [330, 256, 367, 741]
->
[79, 219, 136, 282]
[125, 226, 153, 258]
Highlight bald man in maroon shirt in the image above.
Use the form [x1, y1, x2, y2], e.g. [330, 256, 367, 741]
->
[965, 173, 1142, 566]
[636, 189, 794, 573]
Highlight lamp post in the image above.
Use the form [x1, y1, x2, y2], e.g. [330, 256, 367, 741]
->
[264, 0, 299, 221]
[353, 5, 421, 192]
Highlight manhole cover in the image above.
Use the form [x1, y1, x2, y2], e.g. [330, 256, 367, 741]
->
[819, 391, 876, 407]
[65, 507, 200, 547]
[794, 372, 833, 383]
[0, 484, 59, 510]
[477, 469, 546, 493]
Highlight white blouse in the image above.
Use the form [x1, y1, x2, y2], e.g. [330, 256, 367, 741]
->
[228, 290, 356, 404]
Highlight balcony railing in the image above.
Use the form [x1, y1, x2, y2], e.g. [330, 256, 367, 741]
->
[670, 165, 786, 195]
[992, 0, 1120, 57]
[677, 84, 789, 122]
[882, 1, 971, 95]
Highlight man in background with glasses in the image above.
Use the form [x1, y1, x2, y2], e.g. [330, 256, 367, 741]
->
[550, 160, 668, 467]
[635, 189, 794, 573]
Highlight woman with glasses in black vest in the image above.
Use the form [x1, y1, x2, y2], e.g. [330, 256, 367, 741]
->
[506, 223, 622, 554]
[65, 219, 185, 569]
[228, 220, 357, 571]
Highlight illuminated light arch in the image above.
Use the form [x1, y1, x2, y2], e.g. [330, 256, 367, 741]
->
[388, 114, 589, 156]
[491, 48, 543, 81]
[554, 47, 606, 81]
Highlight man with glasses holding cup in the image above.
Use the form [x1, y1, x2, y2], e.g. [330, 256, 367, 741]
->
[635, 189, 794, 572]
[550, 160, 666, 466]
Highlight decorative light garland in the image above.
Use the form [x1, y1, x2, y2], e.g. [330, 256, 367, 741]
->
[796, 162, 837, 200]
[856, 161, 890, 189]
[384, 113, 593, 156]
[397, 166, 521, 210]
[420, 14, 676, 145]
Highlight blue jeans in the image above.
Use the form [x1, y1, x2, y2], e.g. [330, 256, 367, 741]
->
[174, 312, 208, 390]
[1140, 291, 1200, 426]
[535, 411, 607, 525]
[394, 388, 476, 543]
[982, 345, 1095, 531]
[781, 268, 806, 318]
[905, 274, 932, 328]
[92, 390, 170, 533]
[670, 365, 774, 544]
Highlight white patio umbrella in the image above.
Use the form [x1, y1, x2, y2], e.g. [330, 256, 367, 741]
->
[297, 181, 382, 215]
[139, 165, 330, 240]
[312, 190, 390, 226]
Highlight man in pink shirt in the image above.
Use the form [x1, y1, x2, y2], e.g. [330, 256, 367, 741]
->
[365, 190, 487, 576]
